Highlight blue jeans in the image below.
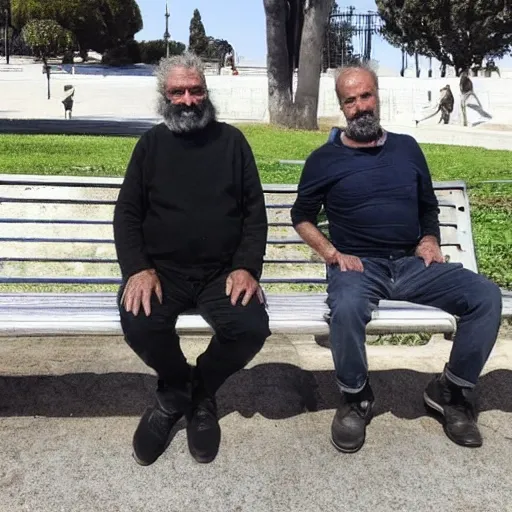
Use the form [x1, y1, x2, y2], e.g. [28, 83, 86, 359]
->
[326, 257, 502, 392]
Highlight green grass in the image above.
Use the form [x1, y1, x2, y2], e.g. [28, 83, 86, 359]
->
[0, 126, 511, 289]
[0, 134, 137, 176]
[1, 126, 511, 183]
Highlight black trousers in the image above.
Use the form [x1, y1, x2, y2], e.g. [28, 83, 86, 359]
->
[118, 268, 271, 396]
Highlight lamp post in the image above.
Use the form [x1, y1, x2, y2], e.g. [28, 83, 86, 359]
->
[164, 1, 170, 58]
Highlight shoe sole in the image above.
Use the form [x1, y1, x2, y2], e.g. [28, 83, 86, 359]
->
[132, 452, 152, 466]
[190, 451, 218, 464]
[330, 435, 365, 454]
[423, 392, 482, 448]
[132, 429, 176, 466]
[187, 434, 220, 464]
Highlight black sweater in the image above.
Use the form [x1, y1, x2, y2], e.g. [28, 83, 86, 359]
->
[113, 122, 268, 280]
[291, 132, 440, 258]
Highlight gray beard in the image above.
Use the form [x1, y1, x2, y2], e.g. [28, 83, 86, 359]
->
[157, 95, 217, 134]
[344, 111, 382, 143]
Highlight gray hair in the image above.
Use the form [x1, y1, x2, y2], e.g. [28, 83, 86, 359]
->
[155, 51, 207, 96]
[335, 62, 379, 104]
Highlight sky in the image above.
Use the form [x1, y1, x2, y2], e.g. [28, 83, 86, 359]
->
[134, 0, 512, 72]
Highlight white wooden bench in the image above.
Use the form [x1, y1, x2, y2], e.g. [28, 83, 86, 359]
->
[0, 174, 510, 338]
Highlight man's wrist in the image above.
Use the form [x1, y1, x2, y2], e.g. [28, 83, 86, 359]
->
[323, 247, 338, 264]
[231, 267, 259, 280]
[418, 235, 439, 246]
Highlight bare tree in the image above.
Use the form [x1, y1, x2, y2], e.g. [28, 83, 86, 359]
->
[264, 0, 332, 130]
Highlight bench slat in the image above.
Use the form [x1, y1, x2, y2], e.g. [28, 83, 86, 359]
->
[0, 293, 456, 337]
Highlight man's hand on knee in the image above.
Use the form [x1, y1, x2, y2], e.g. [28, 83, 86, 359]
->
[415, 235, 444, 267]
[325, 249, 364, 272]
[121, 269, 163, 316]
[225, 269, 263, 306]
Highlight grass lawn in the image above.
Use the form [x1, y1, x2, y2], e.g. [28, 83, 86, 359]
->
[0, 125, 511, 288]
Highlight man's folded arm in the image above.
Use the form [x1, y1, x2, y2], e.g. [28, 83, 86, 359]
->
[113, 137, 153, 279]
[231, 137, 268, 280]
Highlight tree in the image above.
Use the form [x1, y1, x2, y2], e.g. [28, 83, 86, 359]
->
[264, 0, 332, 130]
[189, 9, 208, 56]
[11, 0, 143, 61]
[1, 0, 10, 63]
[138, 39, 185, 64]
[100, 0, 143, 48]
[0, 0, 9, 25]
[22, 19, 74, 99]
[204, 37, 233, 65]
[376, 0, 512, 76]
[323, 2, 358, 70]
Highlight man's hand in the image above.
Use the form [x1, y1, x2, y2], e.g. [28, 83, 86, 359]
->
[225, 269, 264, 306]
[324, 248, 364, 272]
[121, 269, 163, 316]
[415, 235, 444, 267]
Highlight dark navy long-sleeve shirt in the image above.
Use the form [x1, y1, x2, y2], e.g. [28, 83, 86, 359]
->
[291, 132, 440, 258]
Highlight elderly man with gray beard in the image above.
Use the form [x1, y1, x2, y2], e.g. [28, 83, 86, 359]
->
[291, 64, 502, 453]
[113, 52, 270, 466]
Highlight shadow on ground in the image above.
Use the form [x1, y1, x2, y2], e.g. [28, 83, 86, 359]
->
[1, 365, 510, 420]
[0, 118, 155, 136]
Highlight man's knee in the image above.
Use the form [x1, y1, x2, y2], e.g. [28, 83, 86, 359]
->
[240, 307, 271, 344]
[329, 292, 372, 325]
[468, 277, 502, 314]
[454, 272, 503, 322]
[217, 304, 270, 346]
[117, 292, 172, 338]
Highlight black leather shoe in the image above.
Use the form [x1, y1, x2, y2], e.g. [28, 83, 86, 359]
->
[424, 373, 482, 448]
[331, 382, 374, 453]
[132, 383, 190, 466]
[132, 405, 184, 466]
[187, 390, 221, 464]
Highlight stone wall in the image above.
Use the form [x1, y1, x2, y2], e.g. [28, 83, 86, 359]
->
[208, 74, 512, 126]
[2, 63, 512, 127]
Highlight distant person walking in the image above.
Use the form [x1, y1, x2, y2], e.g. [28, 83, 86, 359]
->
[459, 72, 482, 127]
[62, 85, 75, 119]
[416, 85, 454, 126]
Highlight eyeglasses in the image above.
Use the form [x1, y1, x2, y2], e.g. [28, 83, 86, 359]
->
[165, 87, 206, 99]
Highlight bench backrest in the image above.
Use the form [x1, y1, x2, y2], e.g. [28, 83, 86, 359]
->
[0, 174, 477, 290]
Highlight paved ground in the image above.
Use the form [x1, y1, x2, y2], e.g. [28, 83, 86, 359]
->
[1, 331, 511, 512]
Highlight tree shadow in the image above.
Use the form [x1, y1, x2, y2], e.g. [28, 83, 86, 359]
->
[0, 364, 510, 420]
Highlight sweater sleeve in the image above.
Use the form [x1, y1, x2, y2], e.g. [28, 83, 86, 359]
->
[412, 140, 441, 244]
[113, 135, 153, 279]
[230, 134, 268, 280]
[290, 154, 324, 227]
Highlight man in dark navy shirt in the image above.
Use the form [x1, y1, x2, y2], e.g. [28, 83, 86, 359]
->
[291, 65, 502, 453]
[114, 52, 270, 466]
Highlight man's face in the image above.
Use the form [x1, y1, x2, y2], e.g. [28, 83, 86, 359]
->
[164, 67, 206, 107]
[337, 70, 382, 143]
[158, 66, 216, 133]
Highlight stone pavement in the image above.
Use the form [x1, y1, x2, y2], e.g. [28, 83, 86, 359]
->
[0, 332, 511, 512]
